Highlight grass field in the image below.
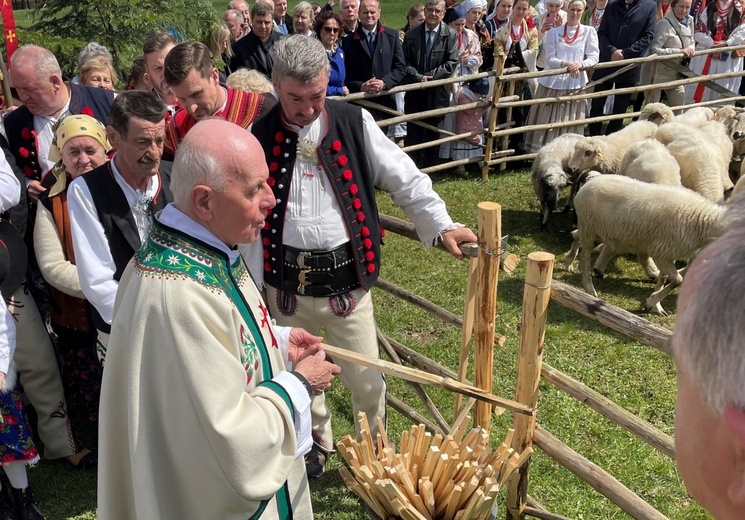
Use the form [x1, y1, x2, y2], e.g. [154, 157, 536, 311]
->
[11, 1, 709, 518]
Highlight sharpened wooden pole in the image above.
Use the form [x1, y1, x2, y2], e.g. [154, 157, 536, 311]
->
[506, 252, 554, 519]
[473, 202, 501, 430]
[452, 255, 478, 421]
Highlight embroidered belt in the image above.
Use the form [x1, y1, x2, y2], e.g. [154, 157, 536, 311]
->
[281, 243, 360, 297]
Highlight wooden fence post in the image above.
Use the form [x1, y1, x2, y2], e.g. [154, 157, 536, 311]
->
[482, 55, 506, 181]
[473, 202, 502, 430]
[506, 252, 555, 519]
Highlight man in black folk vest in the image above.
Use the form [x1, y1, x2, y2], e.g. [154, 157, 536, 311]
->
[68, 91, 173, 360]
[249, 34, 477, 478]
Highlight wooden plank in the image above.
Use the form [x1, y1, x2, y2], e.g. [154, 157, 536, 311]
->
[474, 202, 502, 430]
[320, 342, 533, 415]
[533, 425, 669, 520]
[541, 362, 676, 459]
[549, 280, 672, 356]
[377, 214, 482, 260]
[507, 252, 554, 519]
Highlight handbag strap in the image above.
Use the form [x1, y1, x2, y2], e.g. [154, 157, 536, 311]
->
[665, 16, 688, 48]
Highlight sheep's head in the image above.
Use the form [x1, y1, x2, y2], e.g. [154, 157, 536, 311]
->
[715, 105, 740, 130]
[729, 113, 745, 157]
[568, 139, 603, 174]
[639, 102, 673, 126]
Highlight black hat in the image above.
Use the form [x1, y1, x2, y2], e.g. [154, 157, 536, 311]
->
[0, 220, 27, 299]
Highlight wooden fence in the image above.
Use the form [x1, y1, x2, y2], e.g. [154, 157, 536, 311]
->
[336, 42, 745, 180]
[370, 207, 680, 519]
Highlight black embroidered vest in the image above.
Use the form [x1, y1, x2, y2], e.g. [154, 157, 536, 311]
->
[82, 161, 172, 332]
[253, 100, 383, 292]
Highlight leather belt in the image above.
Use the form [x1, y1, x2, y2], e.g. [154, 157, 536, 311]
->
[281, 243, 361, 297]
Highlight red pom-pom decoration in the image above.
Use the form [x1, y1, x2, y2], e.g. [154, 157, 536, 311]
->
[80, 107, 94, 117]
[353, 198, 361, 210]
[361, 226, 370, 237]
[18, 147, 29, 159]
[366, 264, 376, 274]
[21, 128, 33, 140]
[267, 177, 276, 187]
[337, 155, 348, 167]
[350, 183, 358, 195]
[264, 262, 272, 272]
[275, 132, 284, 143]
[263, 221, 270, 230]
[342, 169, 353, 181]
[366, 251, 375, 261]
[263, 237, 271, 245]
[526, 18, 535, 28]
[22, 165, 34, 178]
[357, 211, 365, 222]
[269, 162, 278, 173]
[363, 238, 372, 249]
[331, 140, 342, 152]
[272, 145, 281, 157]
[263, 250, 270, 258]
[381, 229, 386, 237]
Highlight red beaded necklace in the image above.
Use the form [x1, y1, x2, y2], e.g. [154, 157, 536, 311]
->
[511, 21, 524, 41]
[717, 0, 733, 19]
[591, 8, 604, 28]
[563, 23, 581, 44]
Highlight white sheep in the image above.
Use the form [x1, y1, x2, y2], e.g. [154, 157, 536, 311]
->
[714, 107, 745, 183]
[531, 133, 584, 231]
[639, 103, 675, 126]
[654, 123, 726, 202]
[564, 175, 728, 314]
[698, 119, 735, 193]
[568, 120, 657, 175]
[675, 106, 715, 127]
[619, 139, 681, 186]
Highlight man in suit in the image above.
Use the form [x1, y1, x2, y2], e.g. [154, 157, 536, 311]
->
[274, 0, 294, 34]
[402, 0, 458, 167]
[342, 0, 406, 126]
[587, 0, 656, 135]
[231, 1, 283, 77]
[68, 91, 173, 360]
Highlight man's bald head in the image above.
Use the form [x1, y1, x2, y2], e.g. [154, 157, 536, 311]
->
[10, 45, 68, 117]
[171, 120, 275, 246]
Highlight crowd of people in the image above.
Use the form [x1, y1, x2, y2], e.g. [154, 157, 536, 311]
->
[0, 0, 742, 518]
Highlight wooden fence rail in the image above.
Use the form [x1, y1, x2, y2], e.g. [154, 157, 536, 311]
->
[372, 211, 678, 519]
[331, 42, 745, 178]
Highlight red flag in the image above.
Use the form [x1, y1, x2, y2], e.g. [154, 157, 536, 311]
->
[0, 0, 18, 66]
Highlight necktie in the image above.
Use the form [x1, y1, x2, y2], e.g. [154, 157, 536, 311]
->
[368, 32, 376, 54]
[426, 30, 435, 54]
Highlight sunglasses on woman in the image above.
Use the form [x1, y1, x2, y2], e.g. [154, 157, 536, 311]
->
[323, 26, 340, 33]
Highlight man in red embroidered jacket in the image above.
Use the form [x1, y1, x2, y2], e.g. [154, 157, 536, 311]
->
[162, 42, 275, 161]
[249, 34, 477, 478]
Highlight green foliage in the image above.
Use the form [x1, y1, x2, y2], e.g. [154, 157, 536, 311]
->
[16, 29, 84, 77]
[30, 0, 218, 71]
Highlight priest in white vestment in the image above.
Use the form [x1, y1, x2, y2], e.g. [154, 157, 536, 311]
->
[98, 119, 340, 520]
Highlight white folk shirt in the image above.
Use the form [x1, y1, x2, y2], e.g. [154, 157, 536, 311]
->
[67, 156, 161, 325]
[34, 97, 71, 176]
[539, 23, 600, 90]
[244, 108, 459, 288]
[0, 152, 20, 213]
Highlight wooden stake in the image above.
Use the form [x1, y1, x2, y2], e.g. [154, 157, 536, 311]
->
[474, 202, 502, 431]
[506, 252, 554, 520]
[453, 256, 478, 420]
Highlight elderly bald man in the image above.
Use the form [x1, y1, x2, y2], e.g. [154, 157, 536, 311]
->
[98, 119, 339, 520]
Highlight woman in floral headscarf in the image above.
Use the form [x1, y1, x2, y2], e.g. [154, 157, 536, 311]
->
[34, 114, 111, 432]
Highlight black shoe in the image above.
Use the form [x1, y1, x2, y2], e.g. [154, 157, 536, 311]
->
[11, 487, 43, 520]
[305, 444, 327, 479]
[0, 486, 16, 520]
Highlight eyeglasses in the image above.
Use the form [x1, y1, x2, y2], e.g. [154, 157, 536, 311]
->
[323, 26, 340, 33]
[425, 7, 444, 14]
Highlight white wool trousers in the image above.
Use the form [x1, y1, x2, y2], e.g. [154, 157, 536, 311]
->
[266, 286, 386, 452]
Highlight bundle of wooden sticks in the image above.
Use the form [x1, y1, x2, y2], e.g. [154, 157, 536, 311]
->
[337, 412, 532, 520]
